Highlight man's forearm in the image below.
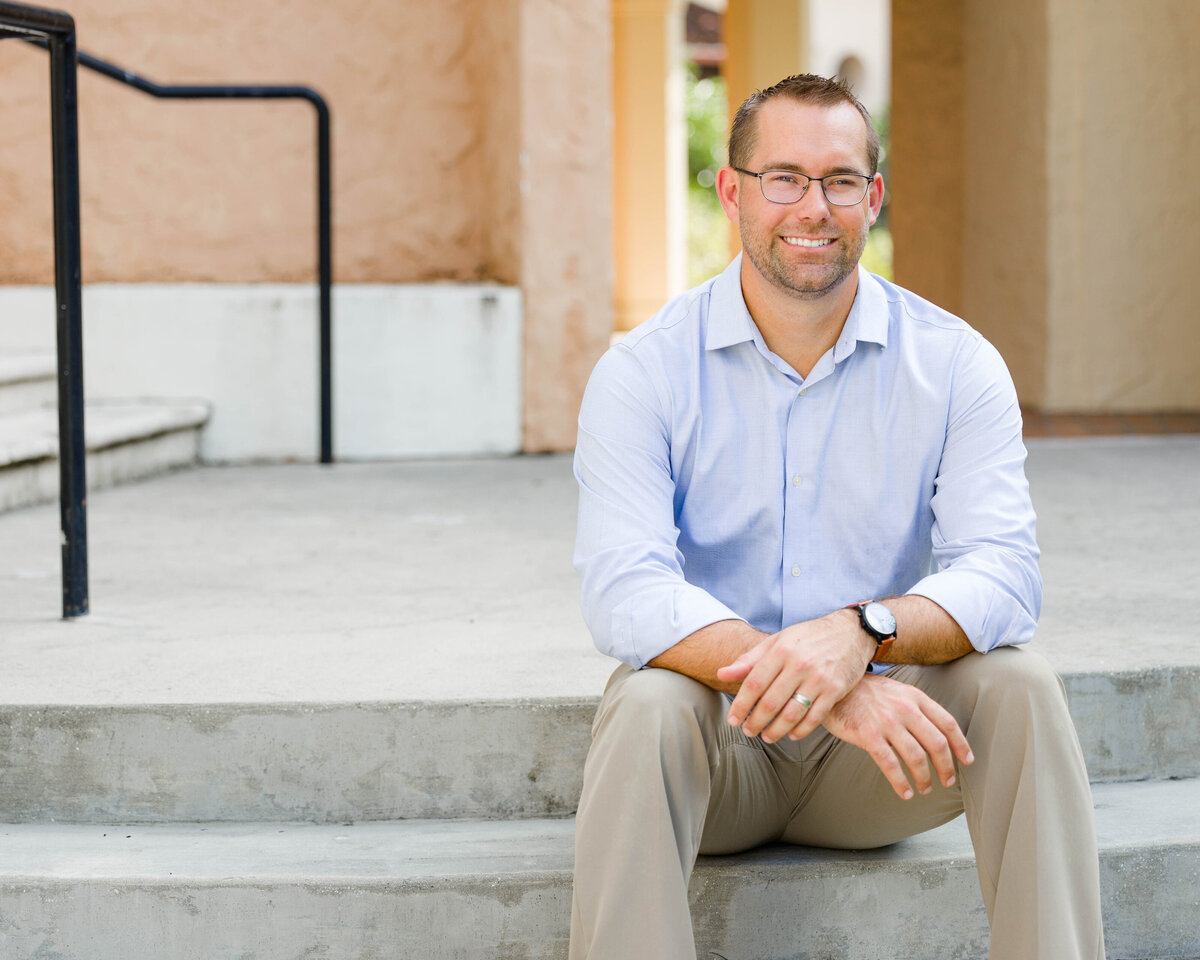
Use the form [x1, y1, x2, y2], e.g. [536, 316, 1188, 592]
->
[647, 619, 767, 694]
[868, 594, 974, 665]
[648, 596, 972, 695]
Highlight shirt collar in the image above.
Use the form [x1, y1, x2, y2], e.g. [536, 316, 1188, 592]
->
[706, 257, 891, 358]
[832, 266, 890, 362]
[705, 255, 759, 351]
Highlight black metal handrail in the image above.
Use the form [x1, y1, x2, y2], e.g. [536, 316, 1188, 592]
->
[26, 38, 336, 467]
[1, 1, 88, 618]
[69, 46, 334, 469]
[1, 0, 335, 619]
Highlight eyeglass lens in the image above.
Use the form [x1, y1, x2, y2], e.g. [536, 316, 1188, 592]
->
[760, 172, 868, 206]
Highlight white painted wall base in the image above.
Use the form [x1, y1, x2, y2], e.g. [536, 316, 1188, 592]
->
[0, 284, 523, 462]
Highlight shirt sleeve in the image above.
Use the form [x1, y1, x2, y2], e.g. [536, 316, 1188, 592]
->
[906, 336, 1042, 652]
[573, 345, 745, 668]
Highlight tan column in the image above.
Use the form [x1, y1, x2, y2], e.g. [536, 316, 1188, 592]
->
[889, 0, 965, 319]
[891, 0, 1200, 414]
[612, 0, 688, 332]
[513, 0, 616, 450]
[723, 0, 809, 115]
[720, 0, 809, 258]
[1042, 0, 1200, 412]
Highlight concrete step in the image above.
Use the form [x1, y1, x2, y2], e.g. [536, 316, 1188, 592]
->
[0, 665, 1194, 824]
[0, 399, 209, 513]
[0, 779, 1195, 960]
[0, 352, 56, 416]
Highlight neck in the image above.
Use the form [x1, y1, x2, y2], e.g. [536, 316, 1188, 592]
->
[740, 262, 860, 379]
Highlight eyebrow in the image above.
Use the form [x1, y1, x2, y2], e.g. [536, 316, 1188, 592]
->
[760, 161, 869, 177]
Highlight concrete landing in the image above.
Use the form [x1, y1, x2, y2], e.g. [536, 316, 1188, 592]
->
[2, 435, 1198, 706]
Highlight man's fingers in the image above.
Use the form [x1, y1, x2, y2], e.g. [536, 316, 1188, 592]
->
[741, 666, 825, 737]
[919, 699, 973, 783]
[725, 643, 790, 728]
[891, 726, 939, 795]
[862, 739, 918, 801]
[716, 635, 771, 684]
[762, 693, 830, 744]
[822, 675, 973, 798]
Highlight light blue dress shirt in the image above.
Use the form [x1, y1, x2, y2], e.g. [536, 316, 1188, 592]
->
[574, 256, 1041, 670]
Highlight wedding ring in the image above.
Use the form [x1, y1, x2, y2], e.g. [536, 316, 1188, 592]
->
[792, 692, 813, 711]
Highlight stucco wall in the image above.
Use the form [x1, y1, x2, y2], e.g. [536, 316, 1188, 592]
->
[892, 0, 1199, 413]
[0, 0, 611, 450]
[1044, 0, 1200, 411]
[890, 0, 964, 319]
[961, 0, 1049, 407]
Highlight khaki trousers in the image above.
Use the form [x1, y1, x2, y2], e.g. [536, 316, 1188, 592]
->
[569, 647, 1105, 960]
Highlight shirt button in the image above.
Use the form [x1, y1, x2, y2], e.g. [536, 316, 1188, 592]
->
[792, 475, 802, 486]
[791, 565, 801, 577]
[798, 388, 807, 398]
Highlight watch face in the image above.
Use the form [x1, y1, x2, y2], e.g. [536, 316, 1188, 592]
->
[863, 601, 897, 637]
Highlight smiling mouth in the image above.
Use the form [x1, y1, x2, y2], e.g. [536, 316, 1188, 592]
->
[780, 236, 835, 248]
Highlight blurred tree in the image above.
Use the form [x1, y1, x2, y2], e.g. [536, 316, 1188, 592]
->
[686, 65, 731, 286]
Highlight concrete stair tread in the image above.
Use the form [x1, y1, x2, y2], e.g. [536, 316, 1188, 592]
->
[0, 780, 1196, 960]
[0, 351, 55, 385]
[0, 674, 1193, 824]
[0, 400, 210, 468]
[0, 779, 1194, 882]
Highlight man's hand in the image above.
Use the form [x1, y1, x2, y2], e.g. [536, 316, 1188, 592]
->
[716, 609, 873, 743]
[822, 673, 974, 799]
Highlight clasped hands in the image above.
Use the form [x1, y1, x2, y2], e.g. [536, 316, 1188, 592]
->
[715, 613, 974, 801]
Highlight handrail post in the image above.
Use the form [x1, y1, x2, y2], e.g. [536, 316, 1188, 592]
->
[46, 23, 89, 617]
[316, 98, 332, 465]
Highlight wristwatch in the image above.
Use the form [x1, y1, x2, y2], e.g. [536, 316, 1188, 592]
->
[848, 600, 897, 661]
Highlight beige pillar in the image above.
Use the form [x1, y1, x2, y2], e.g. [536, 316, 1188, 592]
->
[889, 0, 964, 319]
[512, 0, 615, 450]
[612, 0, 688, 332]
[721, 0, 809, 257]
[1042, 0, 1200, 412]
[891, 0, 1200, 414]
[723, 0, 809, 115]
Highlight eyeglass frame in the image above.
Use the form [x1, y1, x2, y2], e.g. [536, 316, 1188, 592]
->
[731, 166, 874, 207]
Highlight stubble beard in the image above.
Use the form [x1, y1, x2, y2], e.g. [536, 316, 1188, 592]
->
[740, 222, 868, 302]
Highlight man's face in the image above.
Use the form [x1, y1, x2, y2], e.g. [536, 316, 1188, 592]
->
[720, 98, 884, 303]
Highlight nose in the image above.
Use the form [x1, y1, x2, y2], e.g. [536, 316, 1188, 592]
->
[793, 180, 832, 218]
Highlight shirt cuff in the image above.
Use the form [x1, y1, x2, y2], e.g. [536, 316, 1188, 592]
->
[609, 584, 745, 669]
[906, 570, 1036, 654]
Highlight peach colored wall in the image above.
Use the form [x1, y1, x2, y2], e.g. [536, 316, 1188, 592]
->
[890, 0, 964, 319]
[891, 0, 1199, 413]
[0, 0, 612, 449]
[1043, 0, 1200, 412]
[1, 1, 488, 284]
[960, 0, 1049, 407]
[892, 0, 1048, 405]
[514, 0, 614, 451]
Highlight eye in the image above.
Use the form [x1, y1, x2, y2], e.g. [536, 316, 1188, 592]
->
[767, 172, 802, 185]
[828, 177, 860, 188]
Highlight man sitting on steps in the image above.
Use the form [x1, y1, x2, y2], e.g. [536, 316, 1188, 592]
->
[569, 73, 1106, 960]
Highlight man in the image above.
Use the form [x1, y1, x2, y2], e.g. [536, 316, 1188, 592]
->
[570, 75, 1105, 960]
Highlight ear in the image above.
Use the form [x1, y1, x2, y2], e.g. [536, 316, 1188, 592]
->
[716, 166, 741, 224]
[866, 173, 885, 226]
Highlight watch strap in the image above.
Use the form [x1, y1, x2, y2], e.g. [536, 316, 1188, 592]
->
[847, 601, 897, 660]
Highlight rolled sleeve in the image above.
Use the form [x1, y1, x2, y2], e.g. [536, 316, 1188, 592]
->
[574, 347, 744, 668]
[906, 337, 1042, 652]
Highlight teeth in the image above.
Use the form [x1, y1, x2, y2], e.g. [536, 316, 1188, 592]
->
[782, 236, 833, 247]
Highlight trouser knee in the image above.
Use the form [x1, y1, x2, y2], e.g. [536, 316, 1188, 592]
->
[591, 664, 726, 763]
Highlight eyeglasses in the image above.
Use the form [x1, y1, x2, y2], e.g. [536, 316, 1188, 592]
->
[733, 167, 872, 206]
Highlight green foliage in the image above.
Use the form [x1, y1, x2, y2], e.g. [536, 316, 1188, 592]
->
[686, 66, 730, 286]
